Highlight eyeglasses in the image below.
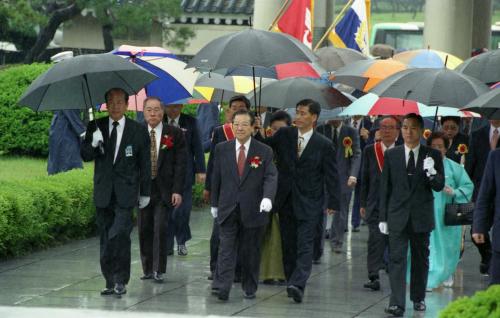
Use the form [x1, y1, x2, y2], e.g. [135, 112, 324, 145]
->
[232, 122, 251, 128]
[380, 125, 397, 130]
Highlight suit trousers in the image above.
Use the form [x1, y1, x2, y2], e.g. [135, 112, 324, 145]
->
[312, 213, 327, 261]
[388, 223, 430, 309]
[351, 182, 361, 228]
[330, 192, 353, 247]
[367, 221, 388, 280]
[490, 250, 500, 285]
[138, 182, 171, 274]
[279, 198, 320, 289]
[213, 207, 265, 295]
[96, 196, 134, 287]
[166, 186, 193, 250]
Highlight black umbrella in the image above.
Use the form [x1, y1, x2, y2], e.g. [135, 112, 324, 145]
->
[18, 53, 157, 112]
[247, 78, 352, 110]
[369, 68, 490, 108]
[316, 46, 369, 72]
[461, 88, 500, 119]
[456, 49, 500, 84]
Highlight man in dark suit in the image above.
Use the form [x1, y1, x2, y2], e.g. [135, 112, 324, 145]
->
[138, 97, 187, 283]
[441, 116, 469, 164]
[317, 118, 361, 253]
[204, 95, 251, 280]
[164, 103, 206, 256]
[379, 113, 444, 316]
[473, 148, 500, 285]
[262, 99, 340, 303]
[81, 88, 151, 296]
[466, 120, 500, 274]
[210, 109, 277, 300]
[360, 116, 400, 291]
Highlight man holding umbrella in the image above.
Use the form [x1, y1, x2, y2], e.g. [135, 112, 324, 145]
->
[81, 88, 151, 296]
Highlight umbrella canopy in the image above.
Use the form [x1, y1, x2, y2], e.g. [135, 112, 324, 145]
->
[247, 78, 352, 109]
[316, 46, 369, 72]
[286, 107, 349, 123]
[225, 61, 324, 79]
[186, 29, 315, 72]
[461, 88, 500, 119]
[195, 72, 272, 93]
[113, 45, 198, 104]
[370, 68, 490, 108]
[330, 59, 408, 92]
[456, 49, 500, 84]
[18, 53, 157, 111]
[393, 49, 463, 69]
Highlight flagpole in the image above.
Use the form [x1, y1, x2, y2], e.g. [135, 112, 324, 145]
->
[365, 0, 371, 44]
[268, 0, 291, 31]
[313, 0, 354, 51]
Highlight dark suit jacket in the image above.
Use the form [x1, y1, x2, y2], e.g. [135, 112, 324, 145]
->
[317, 124, 361, 194]
[466, 125, 500, 200]
[154, 124, 188, 204]
[81, 117, 151, 209]
[211, 138, 278, 228]
[446, 132, 469, 164]
[167, 114, 206, 188]
[205, 125, 231, 191]
[263, 126, 340, 220]
[474, 149, 500, 251]
[379, 145, 445, 233]
[360, 143, 383, 223]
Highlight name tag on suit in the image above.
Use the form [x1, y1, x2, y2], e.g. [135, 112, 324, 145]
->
[125, 145, 133, 157]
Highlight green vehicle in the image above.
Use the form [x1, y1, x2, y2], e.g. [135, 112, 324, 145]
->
[370, 22, 500, 51]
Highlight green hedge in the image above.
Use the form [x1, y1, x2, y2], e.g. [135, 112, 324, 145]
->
[0, 168, 95, 257]
[440, 285, 500, 318]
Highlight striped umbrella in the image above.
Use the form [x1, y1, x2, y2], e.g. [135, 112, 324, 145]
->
[393, 49, 463, 69]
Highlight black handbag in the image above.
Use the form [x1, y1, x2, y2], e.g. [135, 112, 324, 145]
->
[444, 189, 474, 226]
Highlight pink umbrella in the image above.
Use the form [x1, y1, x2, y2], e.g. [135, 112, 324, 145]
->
[100, 89, 147, 112]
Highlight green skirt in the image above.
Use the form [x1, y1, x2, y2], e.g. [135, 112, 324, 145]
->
[259, 213, 285, 280]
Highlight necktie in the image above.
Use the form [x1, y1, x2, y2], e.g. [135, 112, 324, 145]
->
[407, 150, 416, 176]
[298, 136, 304, 157]
[170, 119, 177, 128]
[353, 121, 358, 129]
[491, 129, 499, 150]
[110, 121, 118, 162]
[237, 145, 246, 177]
[332, 127, 338, 148]
[150, 129, 158, 179]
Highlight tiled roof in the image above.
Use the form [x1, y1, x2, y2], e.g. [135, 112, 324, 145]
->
[181, 0, 254, 15]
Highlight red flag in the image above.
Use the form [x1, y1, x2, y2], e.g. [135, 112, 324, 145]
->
[276, 0, 314, 49]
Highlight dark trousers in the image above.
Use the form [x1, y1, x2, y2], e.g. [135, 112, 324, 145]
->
[351, 181, 361, 228]
[279, 198, 320, 289]
[313, 213, 327, 261]
[367, 221, 387, 280]
[96, 200, 134, 288]
[330, 192, 352, 247]
[213, 207, 265, 295]
[138, 184, 171, 275]
[388, 224, 430, 309]
[470, 227, 492, 265]
[491, 250, 500, 285]
[210, 219, 242, 277]
[166, 186, 193, 250]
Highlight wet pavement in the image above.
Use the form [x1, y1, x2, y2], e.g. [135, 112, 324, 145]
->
[0, 208, 490, 317]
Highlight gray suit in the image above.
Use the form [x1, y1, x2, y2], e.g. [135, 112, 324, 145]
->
[211, 138, 277, 296]
[317, 124, 361, 247]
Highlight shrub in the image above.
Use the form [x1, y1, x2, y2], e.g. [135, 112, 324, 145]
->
[440, 285, 500, 318]
[0, 168, 95, 257]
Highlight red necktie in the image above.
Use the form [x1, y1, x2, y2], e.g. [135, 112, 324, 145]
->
[237, 145, 246, 176]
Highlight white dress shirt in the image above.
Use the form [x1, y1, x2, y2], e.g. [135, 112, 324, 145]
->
[235, 138, 251, 161]
[298, 128, 314, 154]
[351, 118, 362, 129]
[489, 125, 500, 142]
[168, 115, 180, 128]
[404, 144, 420, 167]
[381, 142, 395, 153]
[109, 116, 126, 163]
[148, 122, 163, 155]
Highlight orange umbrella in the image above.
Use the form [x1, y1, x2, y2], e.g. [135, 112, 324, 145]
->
[330, 59, 408, 92]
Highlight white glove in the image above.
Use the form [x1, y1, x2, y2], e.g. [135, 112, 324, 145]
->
[211, 207, 218, 218]
[379, 222, 389, 235]
[138, 196, 150, 209]
[259, 198, 273, 213]
[91, 128, 104, 148]
[423, 157, 436, 176]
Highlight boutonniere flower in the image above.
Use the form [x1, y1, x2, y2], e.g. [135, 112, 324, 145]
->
[423, 129, 432, 140]
[249, 156, 262, 168]
[456, 143, 468, 155]
[343, 136, 353, 158]
[265, 127, 273, 137]
[160, 134, 174, 150]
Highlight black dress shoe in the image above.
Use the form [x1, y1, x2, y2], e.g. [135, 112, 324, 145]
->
[167, 250, 174, 256]
[140, 273, 153, 280]
[352, 227, 360, 232]
[207, 273, 214, 280]
[233, 276, 242, 283]
[153, 272, 164, 283]
[363, 279, 380, 291]
[217, 291, 229, 301]
[243, 292, 256, 299]
[480, 262, 490, 275]
[178, 244, 188, 256]
[114, 283, 127, 295]
[413, 301, 426, 311]
[385, 305, 404, 317]
[312, 259, 321, 265]
[100, 288, 115, 296]
[286, 285, 303, 303]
